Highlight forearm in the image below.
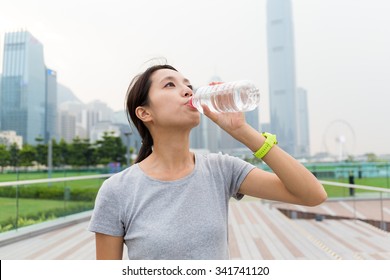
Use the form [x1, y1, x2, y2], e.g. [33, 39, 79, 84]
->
[231, 124, 327, 206]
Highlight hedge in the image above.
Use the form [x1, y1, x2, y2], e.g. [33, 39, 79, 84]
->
[0, 203, 94, 233]
[0, 185, 99, 201]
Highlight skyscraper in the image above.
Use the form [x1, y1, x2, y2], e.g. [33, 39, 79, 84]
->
[266, 0, 298, 156]
[45, 68, 58, 142]
[0, 31, 46, 144]
[296, 87, 310, 158]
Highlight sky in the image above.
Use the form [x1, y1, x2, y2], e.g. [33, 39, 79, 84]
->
[0, 0, 389, 157]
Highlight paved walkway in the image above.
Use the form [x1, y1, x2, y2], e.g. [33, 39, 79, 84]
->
[272, 197, 390, 229]
[0, 199, 389, 260]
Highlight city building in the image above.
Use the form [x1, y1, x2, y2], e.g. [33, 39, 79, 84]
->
[296, 87, 310, 158]
[45, 68, 58, 142]
[59, 110, 76, 143]
[58, 101, 86, 140]
[0, 30, 57, 145]
[266, 0, 298, 156]
[112, 110, 142, 155]
[89, 121, 121, 143]
[0, 130, 23, 149]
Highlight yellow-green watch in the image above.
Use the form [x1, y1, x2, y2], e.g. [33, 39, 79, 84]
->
[253, 132, 278, 159]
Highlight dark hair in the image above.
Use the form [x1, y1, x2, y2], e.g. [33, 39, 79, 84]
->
[125, 64, 178, 163]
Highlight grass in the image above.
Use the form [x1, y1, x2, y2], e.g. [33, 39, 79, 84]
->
[320, 176, 390, 198]
[0, 170, 102, 182]
[0, 171, 105, 231]
[14, 178, 106, 189]
[0, 197, 92, 223]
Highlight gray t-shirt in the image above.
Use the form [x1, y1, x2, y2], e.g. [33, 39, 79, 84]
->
[88, 152, 255, 259]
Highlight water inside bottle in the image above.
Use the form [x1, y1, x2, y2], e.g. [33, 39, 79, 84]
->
[191, 80, 260, 113]
[209, 82, 259, 112]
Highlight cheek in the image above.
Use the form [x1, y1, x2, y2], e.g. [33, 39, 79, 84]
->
[150, 105, 178, 125]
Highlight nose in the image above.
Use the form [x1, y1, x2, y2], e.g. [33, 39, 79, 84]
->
[183, 87, 193, 97]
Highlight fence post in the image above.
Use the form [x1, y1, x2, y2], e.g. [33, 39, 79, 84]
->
[348, 171, 355, 196]
[380, 192, 386, 231]
[64, 186, 71, 211]
[15, 185, 19, 230]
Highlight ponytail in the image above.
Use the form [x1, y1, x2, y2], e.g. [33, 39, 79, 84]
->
[135, 129, 153, 164]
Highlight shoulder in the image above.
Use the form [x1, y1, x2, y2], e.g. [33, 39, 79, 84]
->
[195, 152, 250, 170]
[196, 152, 244, 163]
[99, 164, 142, 194]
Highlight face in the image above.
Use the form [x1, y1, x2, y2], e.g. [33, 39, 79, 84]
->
[138, 68, 200, 130]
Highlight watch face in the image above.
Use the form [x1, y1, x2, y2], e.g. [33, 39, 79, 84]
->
[261, 132, 277, 147]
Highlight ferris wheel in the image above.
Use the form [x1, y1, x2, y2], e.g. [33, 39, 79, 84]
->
[323, 119, 356, 161]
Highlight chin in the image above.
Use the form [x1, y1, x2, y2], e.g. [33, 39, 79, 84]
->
[189, 116, 200, 128]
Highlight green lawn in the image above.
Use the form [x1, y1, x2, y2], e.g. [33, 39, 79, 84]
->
[321, 176, 390, 198]
[0, 197, 93, 223]
[353, 177, 389, 188]
[0, 172, 103, 231]
[0, 170, 102, 182]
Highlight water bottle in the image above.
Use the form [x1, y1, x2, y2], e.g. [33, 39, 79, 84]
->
[189, 80, 260, 113]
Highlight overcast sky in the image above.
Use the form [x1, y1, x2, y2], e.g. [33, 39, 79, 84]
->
[1, 0, 389, 156]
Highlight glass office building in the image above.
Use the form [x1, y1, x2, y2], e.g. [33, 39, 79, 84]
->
[0, 31, 46, 144]
[45, 68, 58, 142]
[266, 0, 298, 156]
[296, 87, 310, 158]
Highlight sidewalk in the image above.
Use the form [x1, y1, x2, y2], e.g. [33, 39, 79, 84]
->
[0, 210, 93, 247]
[1, 200, 389, 260]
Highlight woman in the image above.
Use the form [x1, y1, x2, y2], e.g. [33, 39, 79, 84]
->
[88, 64, 327, 260]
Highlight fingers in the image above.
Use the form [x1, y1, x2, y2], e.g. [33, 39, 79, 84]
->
[202, 104, 219, 123]
[208, 81, 224, 86]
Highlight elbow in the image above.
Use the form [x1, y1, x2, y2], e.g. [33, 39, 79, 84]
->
[306, 185, 328, 207]
[307, 192, 327, 207]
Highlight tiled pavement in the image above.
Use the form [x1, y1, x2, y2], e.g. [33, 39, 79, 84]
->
[0, 199, 389, 260]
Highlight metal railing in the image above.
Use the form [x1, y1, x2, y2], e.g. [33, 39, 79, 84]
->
[1, 174, 389, 232]
[0, 174, 112, 188]
[319, 180, 390, 231]
[0, 174, 112, 232]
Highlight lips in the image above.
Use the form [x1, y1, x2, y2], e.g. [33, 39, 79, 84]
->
[185, 103, 197, 112]
[186, 98, 196, 109]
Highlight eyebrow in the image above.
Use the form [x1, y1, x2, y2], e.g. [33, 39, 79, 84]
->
[159, 76, 191, 85]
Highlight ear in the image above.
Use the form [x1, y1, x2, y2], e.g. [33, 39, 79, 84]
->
[135, 106, 152, 122]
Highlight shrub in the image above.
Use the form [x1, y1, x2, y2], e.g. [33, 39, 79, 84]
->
[0, 185, 99, 202]
[0, 203, 94, 233]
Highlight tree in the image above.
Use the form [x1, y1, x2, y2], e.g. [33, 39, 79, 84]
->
[68, 137, 96, 167]
[8, 143, 20, 172]
[35, 136, 47, 169]
[0, 144, 9, 173]
[19, 144, 37, 171]
[57, 138, 69, 166]
[50, 139, 65, 167]
[82, 138, 97, 167]
[96, 131, 126, 165]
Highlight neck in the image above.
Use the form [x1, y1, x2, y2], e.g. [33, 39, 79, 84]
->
[146, 127, 193, 170]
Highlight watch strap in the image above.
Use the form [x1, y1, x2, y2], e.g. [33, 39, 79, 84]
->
[253, 132, 277, 159]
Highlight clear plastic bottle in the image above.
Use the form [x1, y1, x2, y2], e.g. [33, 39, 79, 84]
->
[189, 80, 260, 113]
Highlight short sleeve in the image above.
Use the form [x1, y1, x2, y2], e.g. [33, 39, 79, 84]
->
[88, 179, 124, 236]
[218, 153, 256, 200]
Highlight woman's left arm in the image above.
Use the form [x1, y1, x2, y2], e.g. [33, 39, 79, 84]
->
[203, 108, 327, 206]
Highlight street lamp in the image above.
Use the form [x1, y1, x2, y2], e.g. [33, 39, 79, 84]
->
[124, 131, 132, 167]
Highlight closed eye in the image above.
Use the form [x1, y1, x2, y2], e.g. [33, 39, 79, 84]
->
[187, 85, 193, 90]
